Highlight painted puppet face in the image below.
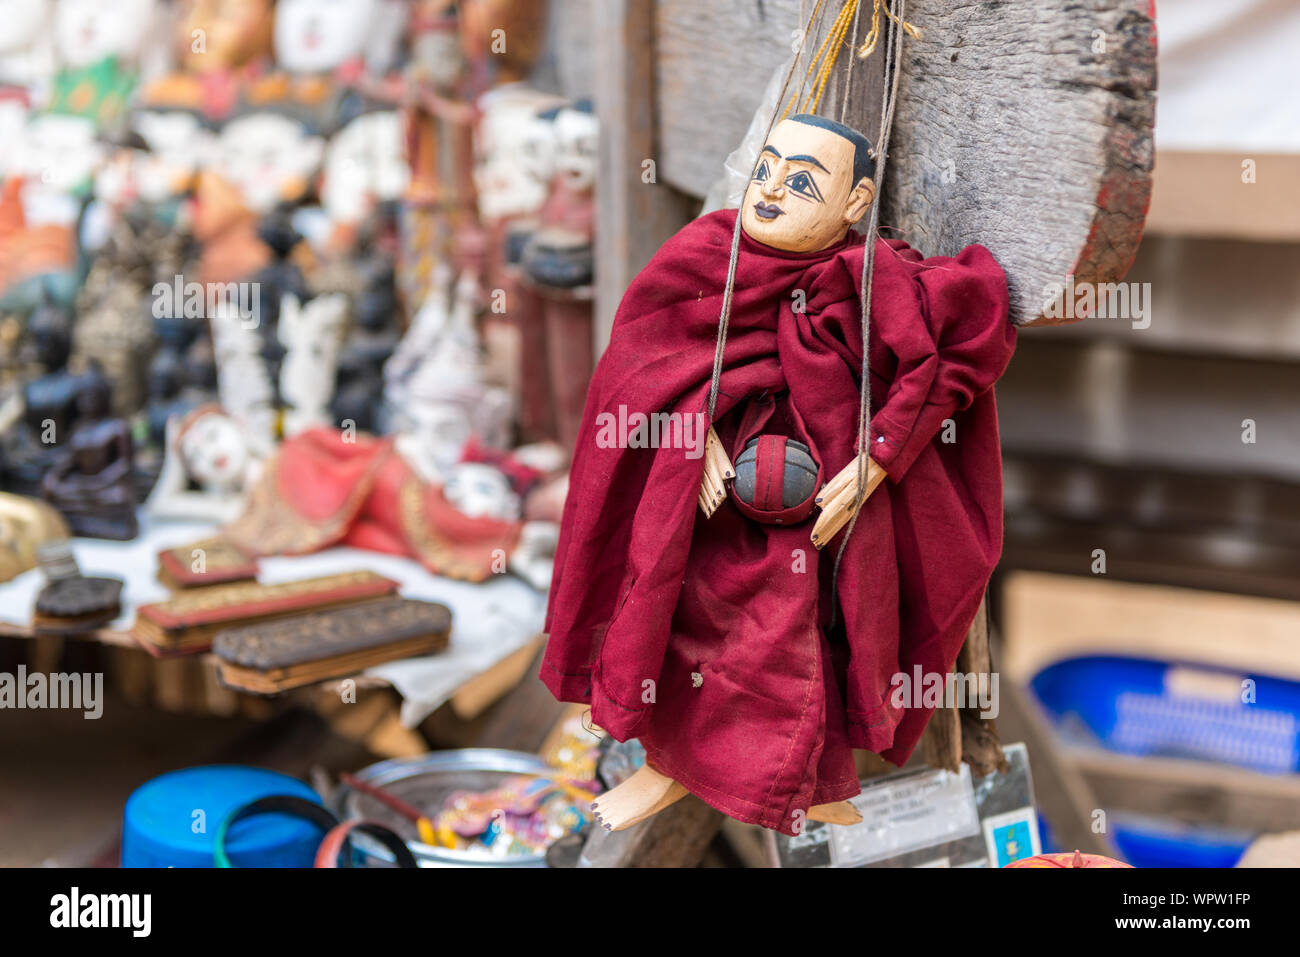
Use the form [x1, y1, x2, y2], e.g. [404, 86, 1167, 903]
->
[15, 112, 100, 193]
[180, 0, 274, 73]
[132, 109, 213, 201]
[217, 111, 324, 213]
[274, 0, 379, 74]
[54, 0, 156, 69]
[0, 0, 50, 56]
[179, 411, 250, 491]
[408, 0, 463, 89]
[321, 110, 408, 224]
[473, 88, 559, 223]
[444, 463, 521, 521]
[553, 107, 598, 193]
[740, 118, 875, 254]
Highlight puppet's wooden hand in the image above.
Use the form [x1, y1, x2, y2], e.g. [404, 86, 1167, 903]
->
[697, 426, 733, 518]
[810, 454, 887, 549]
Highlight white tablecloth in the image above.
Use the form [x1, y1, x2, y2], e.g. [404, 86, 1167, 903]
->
[0, 515, 548, 727]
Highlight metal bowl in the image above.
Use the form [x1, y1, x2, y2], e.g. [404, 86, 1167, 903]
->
[333, 749, 556, 868]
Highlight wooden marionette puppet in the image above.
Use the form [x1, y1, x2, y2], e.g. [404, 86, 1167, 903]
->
[369, 0, 485, 318]
[542, 6, 1021, 835]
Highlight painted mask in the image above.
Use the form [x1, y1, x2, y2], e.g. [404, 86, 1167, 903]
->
[273, 0, 379, 75]
[54, 0, 157, 70]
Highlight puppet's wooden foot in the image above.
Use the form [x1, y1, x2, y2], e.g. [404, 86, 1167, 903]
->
[591, 765, 689, 830]
[807, 800, 862, 826]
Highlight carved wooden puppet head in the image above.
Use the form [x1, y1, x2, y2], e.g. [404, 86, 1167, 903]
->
[740, 114, 877, 254]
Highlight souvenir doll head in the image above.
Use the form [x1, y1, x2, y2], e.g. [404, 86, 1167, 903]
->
[174, 403, 251, 492]
[444, 463, 521, 521]
[179, 0, 274, 74]
[131, 108, 213, 201]
[216, 110, 324, 213]
[320, 109, 408, 225]
[740, 114, 877, 254]
[407, 0, 464, 90]
[273, 0, 380, 75]
[553, 101, 598, 194]
[473, 87, 562, 224]
[15, 112, 101, 196]
[54, 0, 157, 69]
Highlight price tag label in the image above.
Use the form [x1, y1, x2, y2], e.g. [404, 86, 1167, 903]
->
[828, 764, 981, 867]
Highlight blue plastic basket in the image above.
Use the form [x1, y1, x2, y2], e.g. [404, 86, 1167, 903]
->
[1036, 812, 1251, 868]
[1030, 655, 1300, 774]
[122, 766, 325, 868]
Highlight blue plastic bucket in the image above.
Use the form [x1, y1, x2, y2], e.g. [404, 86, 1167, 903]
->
[122, 766, 325, 868]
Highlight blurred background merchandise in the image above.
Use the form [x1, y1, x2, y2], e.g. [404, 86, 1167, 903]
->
[0, 0, 1296, 869]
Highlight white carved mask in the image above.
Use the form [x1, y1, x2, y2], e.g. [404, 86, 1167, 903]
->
[274, 0, 378, 74]
[217, 111, 324, 213]
[553, 107, 598, 193]
[321, 110, 408, 224]
[54, 0, 155, 69]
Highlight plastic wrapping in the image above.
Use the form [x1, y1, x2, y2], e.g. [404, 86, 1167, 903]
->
[701, 53, 805, 215]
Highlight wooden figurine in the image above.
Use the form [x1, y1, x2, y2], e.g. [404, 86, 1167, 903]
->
[145, 402, 265, 524]
[0, 294, 93, 495]
[521, 100, 599, 452]
[331, 258, 400, 434]
[385, 264, 511, 483]
[543, 114, 1017, 835]
[474, 88, 562, 441]
[279, 292, 348, 437]
[40, 365, 139, 540]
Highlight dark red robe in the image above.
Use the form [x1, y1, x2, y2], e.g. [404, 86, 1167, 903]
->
[542, 209, 1015, 834]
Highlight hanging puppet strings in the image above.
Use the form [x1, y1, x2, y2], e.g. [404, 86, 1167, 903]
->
[815, 0, 911, 552]
[700, 0, 917, 529]
[699, 0, 837, 517]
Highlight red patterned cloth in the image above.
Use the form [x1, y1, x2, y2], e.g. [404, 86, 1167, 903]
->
[224, 428, 521, 583]
[541, 209, 1015, 833]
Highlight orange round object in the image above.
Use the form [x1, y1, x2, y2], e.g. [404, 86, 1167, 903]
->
[1005, 850, 1133, 868]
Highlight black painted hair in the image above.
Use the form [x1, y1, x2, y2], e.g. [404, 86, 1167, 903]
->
[788, 113, 876, 183]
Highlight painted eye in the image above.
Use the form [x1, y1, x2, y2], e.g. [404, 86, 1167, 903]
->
[784, 171, 824, 202]
[753, 160, 770, 183]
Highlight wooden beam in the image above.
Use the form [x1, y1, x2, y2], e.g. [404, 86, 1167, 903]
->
[653, 0, 1157, 326]
[1146, 151, 1300, 242]
[592, 0, 697, 351]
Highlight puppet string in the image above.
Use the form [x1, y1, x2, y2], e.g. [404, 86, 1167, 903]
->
[707, 0, 832, 421]
[840, 0, 864, 124]
[828, 0, 907, 629]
